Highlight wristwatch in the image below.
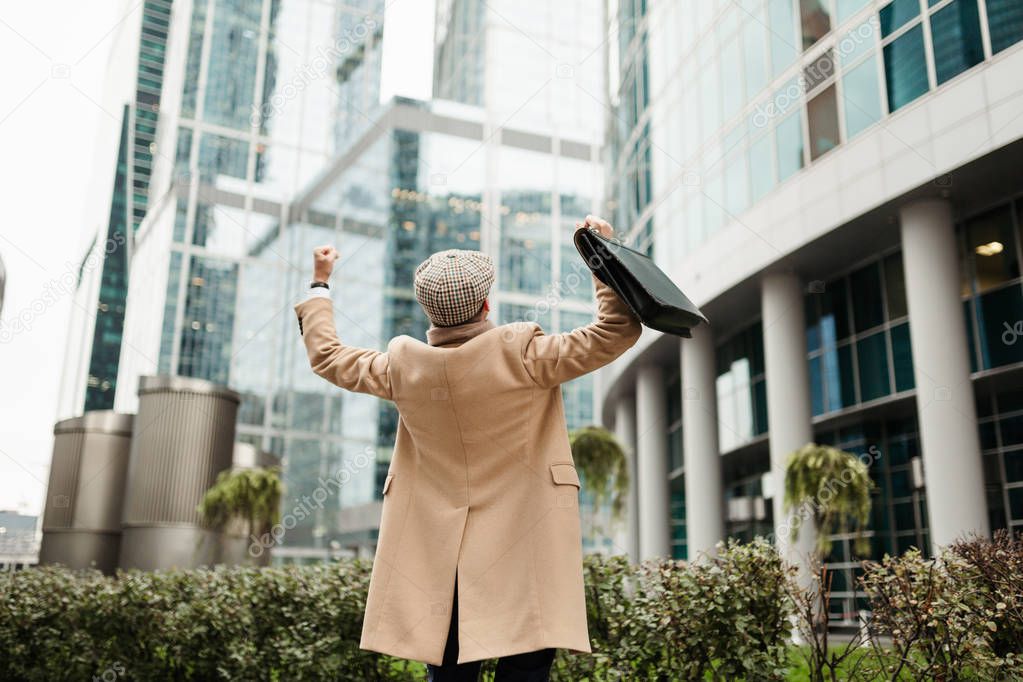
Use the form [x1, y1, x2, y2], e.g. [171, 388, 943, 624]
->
[310, 281, 329, 290]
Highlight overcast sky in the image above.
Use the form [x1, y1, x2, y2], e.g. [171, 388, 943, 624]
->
[0, 1, 433, 515]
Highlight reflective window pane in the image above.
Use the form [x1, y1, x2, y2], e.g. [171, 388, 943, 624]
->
[806, 295, 822, 352]
[808, 84, 841, 160]
[986, 0, 1023, 54]
[931, 0, 984, 85]
[725, 151, 750, 216]
[801, 0, 833, 49]
[967, 205, 1020, 293]
[836, 0, 870, 24]
[560, 312, 595, 429]
[884, 25, 929, 112]
[857, 331, 891, 402]
[842, 55, 882, 139]
[178, 255, 239, 384]
[180, 0, 208, 118]
[821, 278, 851, 343]
[823, 343, 857, 411]
[775, 111, 805, 181]
[749, 132, 776, 203]
[769, 0, 799, 77]
[721, 36, 743, 121]
[743, 9, 770, 101]
[499, 147, 553, 295]
[198, 133, 249, 181]
[976, 285, 1023, 369]
[850, 262, 885, 332]
[880, 0, 920, 37]
[158, 251, 183, 374]
[754, 379, 768, 434]
[810, 355, 826, 415]
[891, 323, 915, 392]
[203, 0, 261, 131]
[838, 19, 876, 66]
[884, 252, 908, 320]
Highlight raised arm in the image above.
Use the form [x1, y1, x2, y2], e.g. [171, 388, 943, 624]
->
[522, 216, 642, 388]
[293, 246, 392, 400]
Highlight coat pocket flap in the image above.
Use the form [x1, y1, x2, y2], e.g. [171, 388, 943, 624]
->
[382, 474, 394, 495]
[550, 463, 580, 488]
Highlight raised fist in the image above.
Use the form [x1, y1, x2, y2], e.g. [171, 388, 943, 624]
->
[312, 245, 339, 283]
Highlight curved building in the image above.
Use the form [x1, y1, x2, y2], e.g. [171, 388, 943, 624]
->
[603, 0, 1023, 618]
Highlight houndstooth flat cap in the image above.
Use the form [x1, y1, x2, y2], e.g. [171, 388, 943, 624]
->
[414, 250, 495, 327]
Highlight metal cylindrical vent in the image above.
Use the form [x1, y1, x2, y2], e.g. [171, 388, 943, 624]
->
[38, 411, 134, 574]
[118, 375, 239, 571]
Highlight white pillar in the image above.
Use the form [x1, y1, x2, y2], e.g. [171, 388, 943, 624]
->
[636, 364, 671, 559]
[900, 199, 988, 551]
[761, 272, 817, 566]
[680, 327, 725, 558]
[613, 395, 640, 563]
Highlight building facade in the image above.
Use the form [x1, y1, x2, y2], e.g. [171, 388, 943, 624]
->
[0, 510, 39, 570]
[109, 0, 608, 561]
[58, 0, 174, 416]
[111, 0, 389, 563]
[602, 0, 1023, 621]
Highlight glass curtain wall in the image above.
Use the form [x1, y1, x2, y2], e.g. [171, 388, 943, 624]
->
[610, 0, 1023, 257]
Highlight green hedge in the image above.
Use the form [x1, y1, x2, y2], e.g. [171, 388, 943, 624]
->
[3, 534, 1021, 681]
[0, 540, 789, 681]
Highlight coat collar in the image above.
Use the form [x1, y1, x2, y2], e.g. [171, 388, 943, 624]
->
[426, 319, 495, 347]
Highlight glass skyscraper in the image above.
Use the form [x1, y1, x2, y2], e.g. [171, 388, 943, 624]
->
[108, 0, 608, 560]
[58, 0, 174, 415]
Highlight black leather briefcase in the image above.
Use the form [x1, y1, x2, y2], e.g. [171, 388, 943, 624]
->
[573, 227, 708, 338]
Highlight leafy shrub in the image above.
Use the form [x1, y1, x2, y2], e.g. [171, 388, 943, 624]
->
[949, 530, 1023, 659]
[859, 541, 1023, 680]
[552, 539, 792, 681]
[5, 534, 1020, 680]
[0, 562, 419, 681]
[1, 543, 789, 681]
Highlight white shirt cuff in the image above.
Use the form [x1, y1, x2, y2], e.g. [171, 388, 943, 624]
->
[305, 286, 331, 300]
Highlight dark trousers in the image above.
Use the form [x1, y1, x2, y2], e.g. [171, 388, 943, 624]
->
[426, 581, 556, 682]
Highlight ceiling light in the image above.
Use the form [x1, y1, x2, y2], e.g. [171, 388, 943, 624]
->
[975, 241, 1003, 257]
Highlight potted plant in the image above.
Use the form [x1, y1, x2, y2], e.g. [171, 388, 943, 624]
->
[198, 466, 282, 566]
[569, 426, 630, 554]
[783, 442, 874, 559]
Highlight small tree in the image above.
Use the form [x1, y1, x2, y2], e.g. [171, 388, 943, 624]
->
[198, 466, 282, 562]
[569, 426, 630, 551]
[783, 443, 873, 557]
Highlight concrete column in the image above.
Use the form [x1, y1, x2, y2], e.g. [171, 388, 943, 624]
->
[761, 272, 817, 566]
[613, 395, 640, 562]
[635, 364, 671, 559]
[680, 327, 726, 558]
[900, 199, 988, 551]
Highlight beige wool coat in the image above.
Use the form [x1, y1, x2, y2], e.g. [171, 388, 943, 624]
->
[294, 277, 641, 665]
